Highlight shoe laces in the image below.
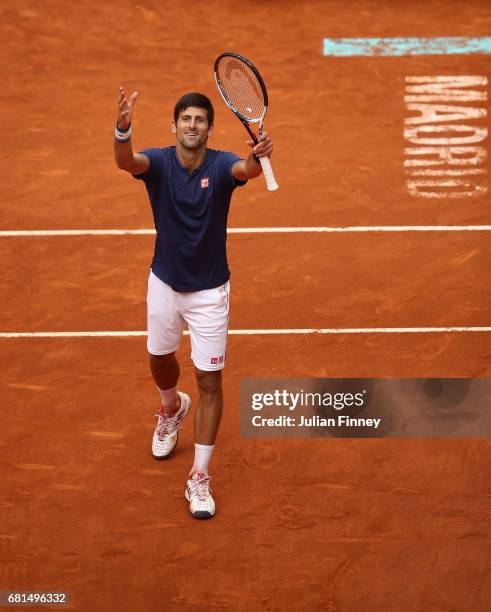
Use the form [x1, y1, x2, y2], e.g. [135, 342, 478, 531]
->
[155, 408, 180, 441]
[189, 473, 211, 501]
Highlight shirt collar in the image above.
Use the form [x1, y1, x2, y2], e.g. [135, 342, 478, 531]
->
[174, 147, 208, 173]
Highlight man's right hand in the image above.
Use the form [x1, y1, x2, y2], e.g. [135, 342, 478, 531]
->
[118, 86, 139, 130]
[115, 86, 149, 175]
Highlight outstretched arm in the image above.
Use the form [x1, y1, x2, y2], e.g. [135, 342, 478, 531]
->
[231, 132, 273, 181]
[114, 86, 149, 175]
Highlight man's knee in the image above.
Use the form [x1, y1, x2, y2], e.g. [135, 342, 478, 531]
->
[195, 368, 222, 395]
[149, 352, 176, 364]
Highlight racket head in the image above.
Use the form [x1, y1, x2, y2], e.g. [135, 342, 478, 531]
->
[214, 53, 268, 124]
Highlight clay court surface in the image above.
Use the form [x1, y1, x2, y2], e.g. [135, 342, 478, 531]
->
[1, 1, 491, 610]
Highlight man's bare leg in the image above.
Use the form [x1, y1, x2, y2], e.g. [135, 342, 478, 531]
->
[149, 352, 180, 414]
[193, 369, 223, 445]
[190, 369, 222, 475]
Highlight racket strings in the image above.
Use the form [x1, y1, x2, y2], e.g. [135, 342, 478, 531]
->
[216, 56, 265, 121]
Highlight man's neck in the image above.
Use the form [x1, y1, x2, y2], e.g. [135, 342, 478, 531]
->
[176, 144, 206, 173]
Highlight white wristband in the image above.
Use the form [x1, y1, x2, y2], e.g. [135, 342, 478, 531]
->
[115, 123, 131, 142]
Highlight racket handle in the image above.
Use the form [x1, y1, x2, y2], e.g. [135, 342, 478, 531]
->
[259, 156, 279, 191]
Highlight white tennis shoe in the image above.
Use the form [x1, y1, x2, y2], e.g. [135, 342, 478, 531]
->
[152, 391, 191, 459]
[185, 472, 215, 519]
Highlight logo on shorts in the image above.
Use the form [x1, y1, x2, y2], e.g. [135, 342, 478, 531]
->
[201, 177, 209, 189]
[211, 356, 224, 365]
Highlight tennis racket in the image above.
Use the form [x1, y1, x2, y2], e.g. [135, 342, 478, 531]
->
[214, 52, 278, 191]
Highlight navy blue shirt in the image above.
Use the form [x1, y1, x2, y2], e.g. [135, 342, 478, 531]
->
[133, 146, 246, 292]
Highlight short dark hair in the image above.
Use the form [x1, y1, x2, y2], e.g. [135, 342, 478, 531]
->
[174, 92, 214, 125]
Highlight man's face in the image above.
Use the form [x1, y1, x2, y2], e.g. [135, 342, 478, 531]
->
[172, 106, 213, 150]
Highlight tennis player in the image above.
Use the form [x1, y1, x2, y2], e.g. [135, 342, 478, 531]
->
[114, 87, 273, 519]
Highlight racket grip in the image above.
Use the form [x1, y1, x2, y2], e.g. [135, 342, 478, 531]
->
[259, 156, 279, 191]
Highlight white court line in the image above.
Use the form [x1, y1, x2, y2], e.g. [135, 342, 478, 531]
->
[0, 226, 490, 237]
[0, 327, 490, 338]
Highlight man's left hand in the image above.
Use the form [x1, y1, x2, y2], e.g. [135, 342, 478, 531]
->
[246, 132, 273, 159]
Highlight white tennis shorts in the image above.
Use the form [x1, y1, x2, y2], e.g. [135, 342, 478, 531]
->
[147, 270, 230, 371]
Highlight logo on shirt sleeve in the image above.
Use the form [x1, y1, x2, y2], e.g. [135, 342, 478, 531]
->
[201, 177, 209, 189]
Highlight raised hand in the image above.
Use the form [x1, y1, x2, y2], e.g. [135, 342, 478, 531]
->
[117, 86, 139, 130]
[246, 131, 273, 159]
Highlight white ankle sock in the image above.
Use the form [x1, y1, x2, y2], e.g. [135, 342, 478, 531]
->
[158, 385, 179, 415]
[191, 443, 215, 475]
